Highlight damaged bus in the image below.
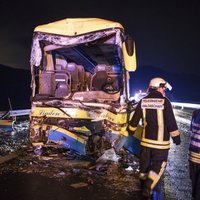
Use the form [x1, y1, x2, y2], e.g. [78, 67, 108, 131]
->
[29, 18, 140, 157]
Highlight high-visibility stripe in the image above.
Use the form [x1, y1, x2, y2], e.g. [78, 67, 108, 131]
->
[189, 151, 200, 158]
[170, 130, 180, 137]
[148, 171, 159, 189]
[191, 140, 200, 148]
[191, 128, 200, 134]
[141, 108, 170, 149]
[189, 157, 200, 164]
[141, 142, 170, 149]
[192, 122, 200, 128]
[142, 109, 147, 138]
[128, 125, 137, 132]
[149, 161, 166, 190]
[191, 133, 200, 140]
[189, 151, 200, 164]
[142, 138, 170, 145]
[157, 109, 164, 141]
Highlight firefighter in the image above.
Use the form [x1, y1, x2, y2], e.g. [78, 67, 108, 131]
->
[189, 109, 200, 200]
[128, 77, 181, 199]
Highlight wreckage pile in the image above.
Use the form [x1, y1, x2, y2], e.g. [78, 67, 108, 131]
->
[0, 122, 29, 156]
[0, 127, 141, 196]
[2, 145, 140, 192]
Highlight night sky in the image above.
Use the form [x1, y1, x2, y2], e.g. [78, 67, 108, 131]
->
[0, 0, 200, 104]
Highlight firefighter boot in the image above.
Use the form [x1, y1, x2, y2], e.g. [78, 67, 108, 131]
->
[142, 187, 151, 199]
[151, 179, 163, 200]
[141, 178, 153, 199]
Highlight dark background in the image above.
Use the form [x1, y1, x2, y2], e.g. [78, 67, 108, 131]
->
[0, 0, 200, 110]
[0, 65, 31, 110]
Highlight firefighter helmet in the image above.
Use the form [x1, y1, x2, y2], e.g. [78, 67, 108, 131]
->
[148, 77, 172, 91]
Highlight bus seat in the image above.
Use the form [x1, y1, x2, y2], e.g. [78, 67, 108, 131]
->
[55, 73, 71, 98]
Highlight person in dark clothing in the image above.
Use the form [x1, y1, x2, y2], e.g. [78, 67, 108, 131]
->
[128, 77, 181, 199]
[189, 109, 200, 200]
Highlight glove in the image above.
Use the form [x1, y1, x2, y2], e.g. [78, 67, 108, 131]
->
[173, 136, 181, 145]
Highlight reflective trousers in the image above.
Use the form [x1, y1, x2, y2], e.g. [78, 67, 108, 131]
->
[189, 160, 200, 200]
[139, 147, 168, 199]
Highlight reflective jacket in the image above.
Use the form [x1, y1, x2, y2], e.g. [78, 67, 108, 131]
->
[129, 91, 180, 150]
[189, 109, 200, 164]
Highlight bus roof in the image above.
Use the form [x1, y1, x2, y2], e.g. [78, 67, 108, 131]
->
[34, 18, 124, 36]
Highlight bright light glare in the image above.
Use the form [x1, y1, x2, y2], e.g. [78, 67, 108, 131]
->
[130, 90, 147, 102]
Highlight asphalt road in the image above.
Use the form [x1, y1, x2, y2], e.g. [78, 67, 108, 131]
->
[0, 108, 194, 200]
[163, 108, 193, 200]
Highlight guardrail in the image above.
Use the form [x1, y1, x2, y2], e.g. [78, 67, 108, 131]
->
[172, 102, 200, 109]
[1, 102, 200, 117]
[9, 109, 31, 117]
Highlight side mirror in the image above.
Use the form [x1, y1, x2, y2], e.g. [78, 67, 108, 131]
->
[122, 35, 137, 72]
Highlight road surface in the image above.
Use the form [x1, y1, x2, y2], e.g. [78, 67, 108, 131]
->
[0, 108, 194, 200]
